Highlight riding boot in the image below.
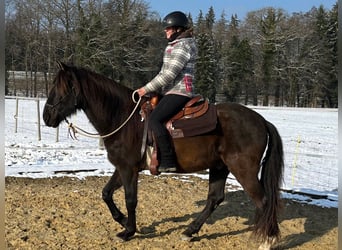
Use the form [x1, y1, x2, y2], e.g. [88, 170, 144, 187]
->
[156, 135, 177, 172]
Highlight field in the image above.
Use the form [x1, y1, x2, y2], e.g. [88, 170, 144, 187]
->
[5, 175, 337, 249]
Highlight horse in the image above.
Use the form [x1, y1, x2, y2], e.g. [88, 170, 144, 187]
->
[43, 61, 284, 249]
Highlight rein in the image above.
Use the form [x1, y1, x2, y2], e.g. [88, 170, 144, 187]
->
[66, 90, 141, 139]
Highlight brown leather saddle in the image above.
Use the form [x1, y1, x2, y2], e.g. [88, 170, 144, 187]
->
[140, 95, 217, 139]
[140, 95, 217, 175]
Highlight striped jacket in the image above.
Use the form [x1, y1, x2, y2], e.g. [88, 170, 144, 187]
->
[144, 31, 197, 97]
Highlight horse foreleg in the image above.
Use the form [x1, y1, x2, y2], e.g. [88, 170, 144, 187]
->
[102, 170, 127, 227]
[182, 166, 229, 239]
[115, 167, 139, 241]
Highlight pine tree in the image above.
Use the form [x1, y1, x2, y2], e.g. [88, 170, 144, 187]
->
[213, 11, 229, 103]
[194, 7, 218, 102]
[325, 3, 338, 107]
[225, 34, 241, 102]
[260, 8, 277, 106]
[238, 39, 254, 105]
[195, 32, 217, 102]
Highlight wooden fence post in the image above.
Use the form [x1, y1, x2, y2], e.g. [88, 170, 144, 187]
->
[37, 98, 41, 141]
[14, 98, 18, 133]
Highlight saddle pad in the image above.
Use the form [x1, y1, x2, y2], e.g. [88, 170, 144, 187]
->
[170, 104, 217, 138]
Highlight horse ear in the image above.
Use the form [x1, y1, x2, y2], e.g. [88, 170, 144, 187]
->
[56, 61, 67, 71]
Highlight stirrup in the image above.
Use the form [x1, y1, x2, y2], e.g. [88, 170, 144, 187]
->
[158, 165, 177, 173]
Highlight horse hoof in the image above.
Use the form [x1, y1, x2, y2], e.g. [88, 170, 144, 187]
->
[180, 232, 197, 241]
[258, 237, 277, 250]
[113, 235, 126, 243]
[116, 230, 135, 241]
[180, 234, 193, 241]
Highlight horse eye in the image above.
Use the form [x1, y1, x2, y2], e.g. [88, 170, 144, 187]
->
[67, 80, 73, 88]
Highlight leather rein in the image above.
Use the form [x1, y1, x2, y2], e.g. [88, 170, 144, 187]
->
[64, 90, 142, 140]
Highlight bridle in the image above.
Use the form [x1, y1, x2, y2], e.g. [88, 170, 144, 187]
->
[46, 83, 144, 156]
[45, 85, 78, 109]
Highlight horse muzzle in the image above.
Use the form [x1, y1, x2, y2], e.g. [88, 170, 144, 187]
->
[43, 106, 62, 128]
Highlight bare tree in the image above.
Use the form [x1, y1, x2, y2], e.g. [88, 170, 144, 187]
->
[5, 0, 337, 106]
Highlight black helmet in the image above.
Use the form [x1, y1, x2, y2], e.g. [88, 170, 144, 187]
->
[162, 11, 189, 29]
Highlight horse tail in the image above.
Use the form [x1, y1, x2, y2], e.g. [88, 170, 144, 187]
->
[255, 120, 284, 241]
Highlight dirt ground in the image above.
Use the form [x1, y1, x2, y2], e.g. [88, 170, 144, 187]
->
[5, 175, 337, 250]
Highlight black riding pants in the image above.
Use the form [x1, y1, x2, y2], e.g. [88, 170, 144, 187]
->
[149, 94, 190, 137]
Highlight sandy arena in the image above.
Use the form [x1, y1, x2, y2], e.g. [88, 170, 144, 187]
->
[5, 175, 337, 249]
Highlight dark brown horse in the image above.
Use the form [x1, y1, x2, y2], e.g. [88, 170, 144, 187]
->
[43, 62, 284, 249]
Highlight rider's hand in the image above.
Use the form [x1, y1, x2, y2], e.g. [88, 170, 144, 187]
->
[137, 87, 146, 97]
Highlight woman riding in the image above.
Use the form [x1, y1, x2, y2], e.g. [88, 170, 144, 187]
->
[136, 11, 198, 172]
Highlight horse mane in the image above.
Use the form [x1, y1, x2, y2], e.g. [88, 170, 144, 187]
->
[65, 65, 134, 122]
[54, 63, 144, 149]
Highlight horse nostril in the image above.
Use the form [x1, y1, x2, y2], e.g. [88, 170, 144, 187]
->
[43, 111, 50, 125]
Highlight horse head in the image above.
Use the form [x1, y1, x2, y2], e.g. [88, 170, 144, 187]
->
[43, 61, 81, 128]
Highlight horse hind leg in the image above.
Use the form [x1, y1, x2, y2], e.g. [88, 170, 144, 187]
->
[230, 160, 279, 250]
[182, 166, 229, 240]
[258, 236, 277, 250]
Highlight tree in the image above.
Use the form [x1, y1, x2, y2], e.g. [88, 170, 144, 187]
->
[213, 11, 229, 103]
[195, 7, 218, 102]
[276, 12, 305, 107]
[4, 0, 337, 107]
[299, 5, 336, 107]
[84, 0, 164, 88]
[259, 8, 285, 106]
[325, 3, 338, 107]
[75, 0, 107, 71]
[237, 39, 254, 105]
[222, 15, 240, 102]
[53, 0, 78, 61]
[5, 65, 9, 95]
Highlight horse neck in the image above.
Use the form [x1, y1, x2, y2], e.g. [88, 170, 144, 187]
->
[80, 75, 136, 135]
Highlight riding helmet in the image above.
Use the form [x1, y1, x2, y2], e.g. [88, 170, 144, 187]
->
[162, 11, 189, 29]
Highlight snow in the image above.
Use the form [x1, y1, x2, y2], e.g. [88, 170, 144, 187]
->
[5, 98, 338, 208]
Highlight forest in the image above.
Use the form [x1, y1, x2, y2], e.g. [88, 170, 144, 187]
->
[5, 0, 338, 107]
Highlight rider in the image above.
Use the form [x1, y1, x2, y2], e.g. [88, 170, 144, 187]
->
[136, 11, 198, 172]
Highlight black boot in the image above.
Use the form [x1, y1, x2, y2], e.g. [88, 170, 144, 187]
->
[156, 135, 177, 172]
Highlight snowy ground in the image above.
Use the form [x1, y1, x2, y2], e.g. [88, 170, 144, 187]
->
[4, 97, 338, 208]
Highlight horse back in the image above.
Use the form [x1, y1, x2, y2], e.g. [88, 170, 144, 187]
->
[216, 102, 267, 132]
[173, 102, 268, 173]
[215, 102, 269, 152]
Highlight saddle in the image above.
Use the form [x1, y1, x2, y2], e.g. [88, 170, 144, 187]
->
[140, 95, 216, 138]
[140, 95, 217, 175]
